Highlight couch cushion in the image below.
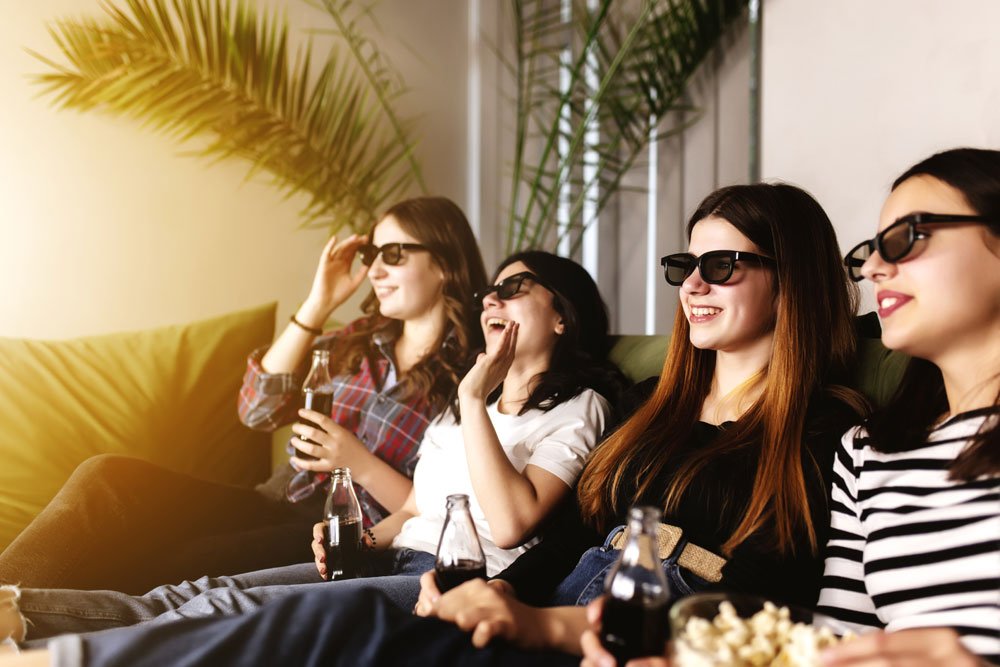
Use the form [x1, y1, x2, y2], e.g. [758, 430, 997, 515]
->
[0, 303, 276, 550]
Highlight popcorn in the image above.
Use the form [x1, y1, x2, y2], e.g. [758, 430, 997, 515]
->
[674, 600, 853, 667]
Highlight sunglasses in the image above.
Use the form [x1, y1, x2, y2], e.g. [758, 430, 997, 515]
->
[474, 271, 549, 304]
[660, 250, 776, 286]
[357, 242, 430, 266]
[844, 213, 999, 281]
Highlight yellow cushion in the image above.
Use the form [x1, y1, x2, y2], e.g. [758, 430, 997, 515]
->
[0, 303, 276, 550]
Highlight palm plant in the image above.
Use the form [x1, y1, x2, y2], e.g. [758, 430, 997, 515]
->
[505, 0, 748, 253]
[30, 0, 424, 234]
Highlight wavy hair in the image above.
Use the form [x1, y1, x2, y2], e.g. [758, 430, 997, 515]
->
[330, 196, 487, 414]
[577, 183, 864, 556]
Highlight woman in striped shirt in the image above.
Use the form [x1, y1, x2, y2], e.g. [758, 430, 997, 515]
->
[819, 148, 1000, 666]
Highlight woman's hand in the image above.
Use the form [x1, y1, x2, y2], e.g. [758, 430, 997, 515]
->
[290, 409, 371, 476]
[821, 628, 984, 666]
[458, 322, 518, 404]
[311, 522, 329, 580]
[421, 577, 551, 650]
[414, 571, 515, 618]
[580, 597, 671, 667]
[299, 234, 369, 322]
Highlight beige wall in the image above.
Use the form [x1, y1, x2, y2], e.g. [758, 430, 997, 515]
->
[1, 0, 469, 339]
[761, 0, 1000, 308]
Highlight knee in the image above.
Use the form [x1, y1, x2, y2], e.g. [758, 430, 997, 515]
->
[66, 454, 157, 492]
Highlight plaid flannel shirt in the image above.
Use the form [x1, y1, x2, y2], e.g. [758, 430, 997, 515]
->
[238, 317, 433, 526]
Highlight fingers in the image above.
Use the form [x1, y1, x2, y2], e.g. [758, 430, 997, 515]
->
[289, 454, 333, 472]
[414, 570, 442, 617]
[580, 628, 616, 667]
[311, 522, 328, 580]
[586, 596, 606, 627]
[471, 619, 509, 648]
[327, 234, 365, 263]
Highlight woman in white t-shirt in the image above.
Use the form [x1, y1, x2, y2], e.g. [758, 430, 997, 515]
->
[0, 251, 626, 647]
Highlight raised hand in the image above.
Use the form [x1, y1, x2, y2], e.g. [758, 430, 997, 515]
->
[299, 234, 369, 323]
[458, 321, 518, 403]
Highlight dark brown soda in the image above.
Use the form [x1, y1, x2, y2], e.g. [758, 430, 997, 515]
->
[600, 596, 670, 663]
[297, 390, 334, 461]
[434, 560, 487, 592]
[323, 518, 362, 580]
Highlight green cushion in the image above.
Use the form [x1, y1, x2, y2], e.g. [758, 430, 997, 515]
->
[609, 332, 908, 407]
[0, 303, 276, 550]
[609, 335, 669, 383]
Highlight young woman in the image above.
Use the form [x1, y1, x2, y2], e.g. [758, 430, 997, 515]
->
[0, 196, 488, 595]
[8, 182, 872, 666]
[0, 251, 625, 648]
[815, 148, 999, 666]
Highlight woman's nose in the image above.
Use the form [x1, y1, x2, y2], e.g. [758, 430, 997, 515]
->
[860, 249, 894, 283]
[680, 267, 709, 294]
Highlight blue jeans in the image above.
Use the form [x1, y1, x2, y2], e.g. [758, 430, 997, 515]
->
[20, 548, 434, 644]
[549, 525, 709, 606]
[51, 587, 580, 667]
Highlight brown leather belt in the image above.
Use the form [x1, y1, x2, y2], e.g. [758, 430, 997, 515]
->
[609, 523, 726, 583]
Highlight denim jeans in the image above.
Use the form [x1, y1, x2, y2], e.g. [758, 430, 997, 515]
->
[51, 586, 580, 667]
[20, 548, 434, 645]
[548, 524, 709, 606]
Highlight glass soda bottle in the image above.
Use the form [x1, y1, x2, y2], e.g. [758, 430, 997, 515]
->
[600, 506, 672, 663]
[286, 349, 334, 502]
[296, 349, 335, 460]
[323, 467, 364, 580]
[434, 494, 487, 592]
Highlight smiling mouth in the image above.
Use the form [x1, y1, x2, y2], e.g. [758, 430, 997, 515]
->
[690, 306, 721, 317]
[485, 317, 510, 332]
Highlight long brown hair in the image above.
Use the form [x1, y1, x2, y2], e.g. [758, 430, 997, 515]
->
[577, 183, 862, 556]
[866, 148, 1000, 478]
[330, 196, 487, 414]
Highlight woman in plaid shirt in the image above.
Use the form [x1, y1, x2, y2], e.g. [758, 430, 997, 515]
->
[0, 196, 487, 596]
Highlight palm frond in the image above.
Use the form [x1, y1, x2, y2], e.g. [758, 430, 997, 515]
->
[507, 0, 748, 254]
[30, 0, 425, 233]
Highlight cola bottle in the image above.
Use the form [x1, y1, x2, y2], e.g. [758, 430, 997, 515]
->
[286, 349, 335, 502]
[296, 349, 335, 461]
[434, 494, 487, 592]
[323, 467, 364, 580]
[600, 506, 672, 663]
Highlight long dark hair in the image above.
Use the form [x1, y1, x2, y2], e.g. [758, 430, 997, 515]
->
[577, 183, 866, 556]
[865, 148, 1000, 479]
[330, 197, 487, 414]
[473, 251, 626, 417]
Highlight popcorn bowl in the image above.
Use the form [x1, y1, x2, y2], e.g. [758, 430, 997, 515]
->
[669, 592, 840, 667]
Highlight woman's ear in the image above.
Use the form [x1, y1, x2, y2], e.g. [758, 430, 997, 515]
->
[555, 319, 565, 335]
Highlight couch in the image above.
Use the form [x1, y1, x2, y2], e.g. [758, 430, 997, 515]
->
[0, 305, 907, 552]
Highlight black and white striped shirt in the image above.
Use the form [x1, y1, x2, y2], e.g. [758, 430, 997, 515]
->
[816, 407, 1000, 661]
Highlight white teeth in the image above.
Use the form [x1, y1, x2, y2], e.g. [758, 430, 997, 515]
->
[486, 317, 509, 328]
[880, 297, 898, 309]
[691, 307, 721, 316]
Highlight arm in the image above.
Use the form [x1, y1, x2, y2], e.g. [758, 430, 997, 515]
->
[457, 324, 608, 548]
[238, 235, 368, 431]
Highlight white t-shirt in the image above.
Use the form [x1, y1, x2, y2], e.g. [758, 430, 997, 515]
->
[392, 388, 610, 575]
